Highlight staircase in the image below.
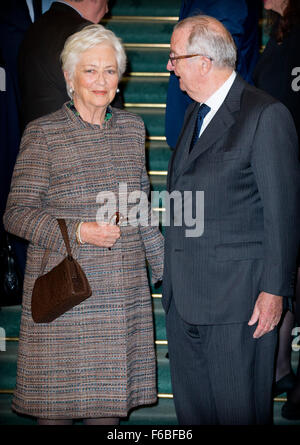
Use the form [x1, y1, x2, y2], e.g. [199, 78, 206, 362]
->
[1, 0, 300, 426]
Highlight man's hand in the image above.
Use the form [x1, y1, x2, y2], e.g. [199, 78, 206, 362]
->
[248, 292, 283, 339]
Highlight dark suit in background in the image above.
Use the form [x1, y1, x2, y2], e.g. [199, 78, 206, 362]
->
[0, 1, 33, 278]
[18, 1, 122, 130]
[18, 1, 90, 129]
[165, 0, 260, 148]
[253, 21, 300, 140]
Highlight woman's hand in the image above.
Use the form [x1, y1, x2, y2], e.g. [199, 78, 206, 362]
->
[80, 221, 121, 248]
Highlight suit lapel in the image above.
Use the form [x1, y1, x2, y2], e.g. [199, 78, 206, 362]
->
[167, 101, 198, 190]
[187, 103, 236, 164]
[172, 75, 245, 182]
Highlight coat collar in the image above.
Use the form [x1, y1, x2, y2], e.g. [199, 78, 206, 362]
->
[62, 101, 118, 131]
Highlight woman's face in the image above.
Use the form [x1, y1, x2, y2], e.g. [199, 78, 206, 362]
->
[263, 0, 288, 15]
[69, 44, 119, 112]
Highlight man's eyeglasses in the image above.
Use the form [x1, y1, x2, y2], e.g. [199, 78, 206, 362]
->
[168, 53, 214, 67]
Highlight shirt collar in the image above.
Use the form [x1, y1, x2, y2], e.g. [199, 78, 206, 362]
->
[205, 71, 237, 111]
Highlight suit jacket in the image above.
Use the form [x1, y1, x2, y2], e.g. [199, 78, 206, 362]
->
[18, 1, 122, 130]
[0, 1, 33, 275]
[165, 0, 260, 148]
[253, 22, 300, 141]
[0, 0, 32, 221]
[162, 74, 300, 325]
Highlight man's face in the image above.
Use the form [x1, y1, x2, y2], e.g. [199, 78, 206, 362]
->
[167, 27, 200, 99]
[95, 0, 109, 21]
[263, 0, 286, 15]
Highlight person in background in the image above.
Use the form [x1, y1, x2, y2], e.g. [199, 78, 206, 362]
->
[165, 0, 260, 149]
[163, 14, 300, 424]
[253, 0, 300, 420]
[4, 24, 164, 425]
[18, 0, 123, 130]
[0, 1, 42, 294]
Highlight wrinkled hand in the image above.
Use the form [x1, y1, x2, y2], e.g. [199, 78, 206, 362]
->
[248, 291, 283, 339]
[80, 221, 121, 248]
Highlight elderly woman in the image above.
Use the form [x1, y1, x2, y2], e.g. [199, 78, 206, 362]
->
[4, 24, 164, 425]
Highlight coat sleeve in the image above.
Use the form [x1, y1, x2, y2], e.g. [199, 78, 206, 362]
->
[251, 101, 300, 296]
[3, 121, 81, 258]
[136, 120, 164, 284]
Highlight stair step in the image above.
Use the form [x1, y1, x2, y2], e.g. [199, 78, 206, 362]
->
[149, 174, 167, 192]
[274, 401, 300, 425]
[156, 345, 172, 394]
[125, 47, 170, 73]
[122, 76, 168, 104]
[125, 107, 165, 137]
[150, 284, 162, 296]
[104, 19, 175, 44]
[146, 140, 172, 172]
[0, 306, 21, 338]
[0, 341, 19, 390]
[153, 298, 167, 342]
[0, 394, 35, 425]
[110, 0, 181, 17]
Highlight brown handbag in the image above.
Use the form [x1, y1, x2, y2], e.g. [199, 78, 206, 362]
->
[31, 219, 92, 323]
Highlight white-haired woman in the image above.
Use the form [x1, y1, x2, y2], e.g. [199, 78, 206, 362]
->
[4, 24, 164, 425]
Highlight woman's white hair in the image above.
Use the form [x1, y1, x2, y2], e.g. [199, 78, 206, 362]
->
[61, 24, 127, 96]
[175, 15, 237, 69]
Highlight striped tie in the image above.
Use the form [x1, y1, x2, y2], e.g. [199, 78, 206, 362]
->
[190, 103, 211, 152]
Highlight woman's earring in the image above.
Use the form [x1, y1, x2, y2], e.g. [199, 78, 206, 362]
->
[116, 88, 120, 93]
[69, 87, 74, 96]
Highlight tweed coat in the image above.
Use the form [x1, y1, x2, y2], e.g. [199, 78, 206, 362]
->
[3, 103, 164, 419]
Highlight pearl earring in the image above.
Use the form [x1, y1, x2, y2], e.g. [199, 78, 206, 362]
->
[116, 88, 120, 93]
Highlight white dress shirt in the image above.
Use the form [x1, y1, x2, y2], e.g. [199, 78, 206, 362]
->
[26, 0, 34, 22]
[199, 70, 237, 137]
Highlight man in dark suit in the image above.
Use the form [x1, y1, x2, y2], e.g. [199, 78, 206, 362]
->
[18, 0, 122, 129]
[163, 15, 300, 424]
[165, 0, 260, 148]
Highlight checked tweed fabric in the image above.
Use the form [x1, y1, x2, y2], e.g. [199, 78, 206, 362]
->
[4, 103, 164, 419]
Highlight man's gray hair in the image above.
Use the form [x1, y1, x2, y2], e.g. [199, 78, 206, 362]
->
[175, 15, 237, 69]
[61, 24, 126, 94]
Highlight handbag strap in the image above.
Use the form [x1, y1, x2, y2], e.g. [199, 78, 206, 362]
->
[57, 218, 72, 258]
[39, 219, 73, 276]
